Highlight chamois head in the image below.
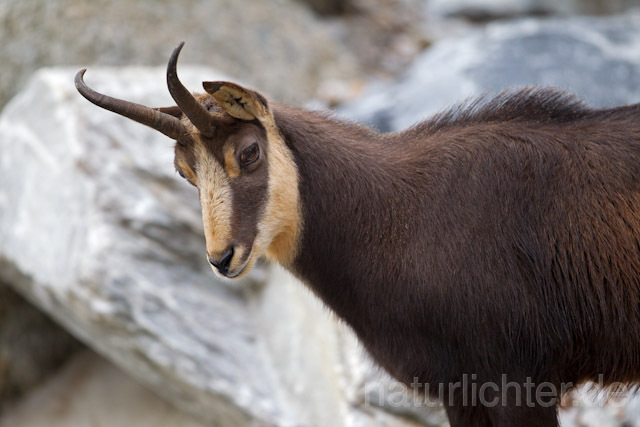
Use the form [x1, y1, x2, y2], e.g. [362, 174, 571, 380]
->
[75, 42, 301, 279]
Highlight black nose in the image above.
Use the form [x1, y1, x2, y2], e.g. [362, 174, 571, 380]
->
[208, 247, 234, 276]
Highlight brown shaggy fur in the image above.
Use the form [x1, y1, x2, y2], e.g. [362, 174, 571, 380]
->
[272, 87, 640, 426]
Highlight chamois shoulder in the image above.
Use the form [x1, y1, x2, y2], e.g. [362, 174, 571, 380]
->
[406, 87, 640, 139]
[422, 87, 590, 133]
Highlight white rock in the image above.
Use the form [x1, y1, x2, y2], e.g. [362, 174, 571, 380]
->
[0, 67, 443, 426]
[0, 66, 291, 426]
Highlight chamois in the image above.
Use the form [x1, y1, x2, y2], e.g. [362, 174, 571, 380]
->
[75, 42, 640, 427]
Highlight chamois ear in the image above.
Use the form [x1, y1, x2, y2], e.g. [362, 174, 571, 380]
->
[203, 81, 271, 122]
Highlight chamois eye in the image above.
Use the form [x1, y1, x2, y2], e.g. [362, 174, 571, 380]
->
[240, 143, 260, 167]
[178, 169, 186, 179]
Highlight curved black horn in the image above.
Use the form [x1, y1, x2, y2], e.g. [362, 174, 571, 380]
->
[75, 69, 186, 140]
[167, 42, 214, 137]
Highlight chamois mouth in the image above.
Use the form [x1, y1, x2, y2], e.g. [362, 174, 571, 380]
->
[226, 250, 253, 279]
[225, 268, 245, 279]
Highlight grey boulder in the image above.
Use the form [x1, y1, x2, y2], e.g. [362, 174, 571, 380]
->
[0, 0, 357, 109]
[343, 13, 640, 131]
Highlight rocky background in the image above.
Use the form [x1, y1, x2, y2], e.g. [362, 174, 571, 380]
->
[1, 0, 640, 426]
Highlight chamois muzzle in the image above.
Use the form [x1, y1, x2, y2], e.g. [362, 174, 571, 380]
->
[208, 247, 234, 277]
[74, 69, 186, 140]
[166, 42, 214, 137]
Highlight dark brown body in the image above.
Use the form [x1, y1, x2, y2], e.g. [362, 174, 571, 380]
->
[275, 89, 640, 426]
[75, 58, 640, 425]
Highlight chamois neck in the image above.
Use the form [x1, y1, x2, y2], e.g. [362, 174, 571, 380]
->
[272, 105, 424, 331]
